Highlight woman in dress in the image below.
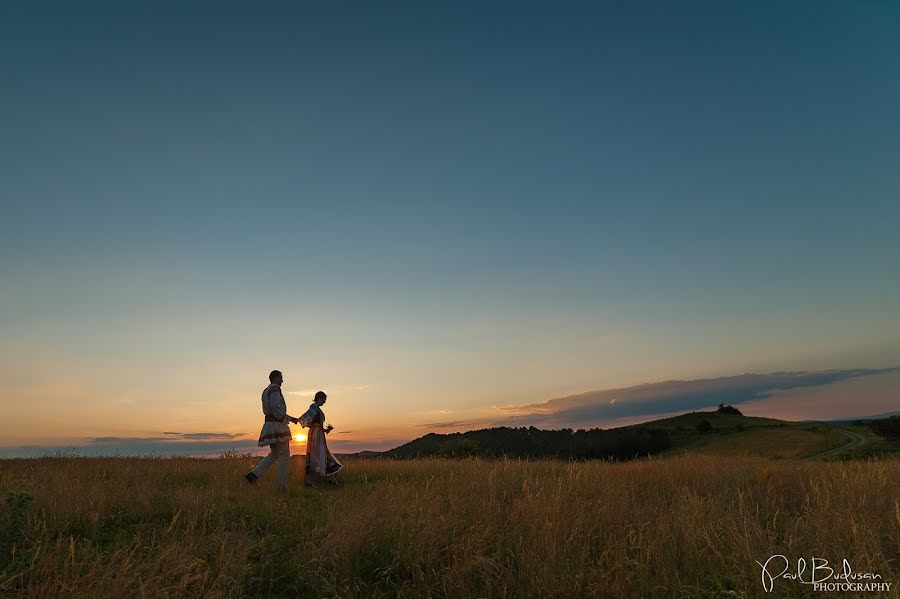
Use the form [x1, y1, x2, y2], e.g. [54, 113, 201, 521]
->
[299, 390, 343, 486]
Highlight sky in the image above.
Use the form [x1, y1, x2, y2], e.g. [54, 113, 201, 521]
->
[1, 1, 899, 456]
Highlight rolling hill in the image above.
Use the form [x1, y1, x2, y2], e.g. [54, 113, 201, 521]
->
[380, 407, 900, 461]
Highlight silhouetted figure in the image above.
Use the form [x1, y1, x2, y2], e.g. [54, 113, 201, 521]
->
[245, 370, 299, 491]
[299, 391, 342, 486]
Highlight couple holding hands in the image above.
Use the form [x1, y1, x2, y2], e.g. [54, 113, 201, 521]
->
[245, 369, 343, 490]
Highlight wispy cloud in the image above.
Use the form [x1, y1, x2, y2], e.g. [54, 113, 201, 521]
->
[179, 432, 246, 440]
[417, 409, 455, 416]
[90, 437, 168, 444]
[512, 368, 899, 425]
[89, 432, 247, 444]
[414, 367, 900, 433]
[414, 420, 478, 429]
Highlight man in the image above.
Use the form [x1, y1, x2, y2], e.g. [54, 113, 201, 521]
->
[245, 370, 299, 491]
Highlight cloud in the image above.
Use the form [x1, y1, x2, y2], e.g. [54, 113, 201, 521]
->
[410, 367, 900, 434]
[179, 432, 246, 440]
[418, 409, 455, 416]
[90, 437, 168, 444]
[88, 432, 247, 444]
[415, 420, 481, 429]
[500, 367, 899, 428]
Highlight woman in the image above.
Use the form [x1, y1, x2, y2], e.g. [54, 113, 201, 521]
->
[299, 391, 343, 486]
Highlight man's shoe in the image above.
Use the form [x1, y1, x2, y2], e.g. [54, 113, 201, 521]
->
[245, 472, 258, 485]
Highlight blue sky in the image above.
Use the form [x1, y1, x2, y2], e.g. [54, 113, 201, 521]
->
[1, 1, 899, 454]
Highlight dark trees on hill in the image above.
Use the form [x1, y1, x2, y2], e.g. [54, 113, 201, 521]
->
[868, 416, 900, 441]
[386, 426, 671, 461]
[695, 419, 713, 434]
[438, 438, 483, 458]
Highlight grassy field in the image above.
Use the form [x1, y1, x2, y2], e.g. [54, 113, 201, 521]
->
[1, 454, 898, 598]
[684, 426, 844, 458]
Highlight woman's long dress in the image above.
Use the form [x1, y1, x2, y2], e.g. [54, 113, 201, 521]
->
[299, 403, 342, 477]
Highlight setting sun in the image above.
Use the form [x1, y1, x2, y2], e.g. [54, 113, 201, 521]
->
[294, 433, 307, 443]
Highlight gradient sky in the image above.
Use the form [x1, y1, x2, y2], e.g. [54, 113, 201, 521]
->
[2, 1, 899, 455]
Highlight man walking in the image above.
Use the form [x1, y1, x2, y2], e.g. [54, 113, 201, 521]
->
[245, 370, 298, 491]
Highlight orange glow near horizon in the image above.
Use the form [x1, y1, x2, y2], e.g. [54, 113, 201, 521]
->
[294, 433, 307, 443]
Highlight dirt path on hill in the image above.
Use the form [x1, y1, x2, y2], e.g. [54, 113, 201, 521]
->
[809, 429, 866, 458]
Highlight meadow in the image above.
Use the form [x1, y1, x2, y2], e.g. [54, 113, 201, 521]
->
[0, 454, 897, 598]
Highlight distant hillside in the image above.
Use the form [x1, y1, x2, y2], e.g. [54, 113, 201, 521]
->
[802, 412, 900, 423]
[608, 410, 900, 458]
[618, 410, 837, 458]
[336, 450, 382, 459]
[384, 425, 671, 460]
[383, 409, 900, 461]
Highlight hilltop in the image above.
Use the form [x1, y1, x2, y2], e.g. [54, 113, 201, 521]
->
[381, 406, 900, 460]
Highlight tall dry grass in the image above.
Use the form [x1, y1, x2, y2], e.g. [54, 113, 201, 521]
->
[0, 454, 897, 598]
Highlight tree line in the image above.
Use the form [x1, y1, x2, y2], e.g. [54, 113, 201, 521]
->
[384, 426, 671, 460]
